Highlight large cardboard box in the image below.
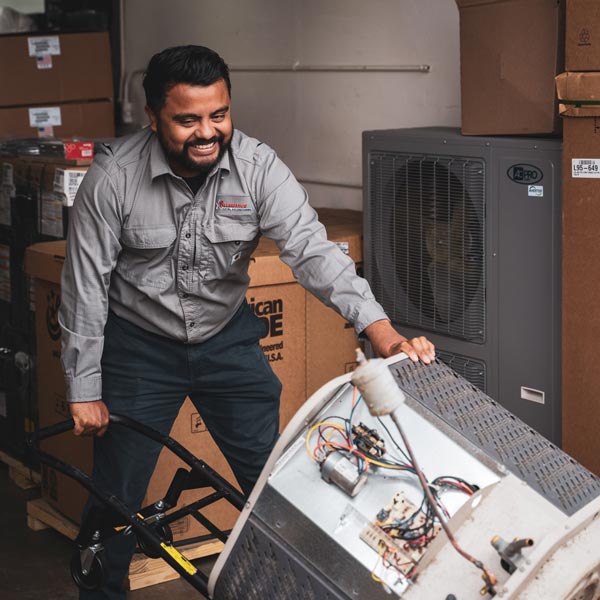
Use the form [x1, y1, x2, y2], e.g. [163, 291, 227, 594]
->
[306, 209, 363, 395]
[556, 71, 600, 475]
[457, 0, 565, 135]
[0, 100, 115, 139]
[25, 209, 364, 537]
[0, 32, 112, 107]
[24, 241, 88, 521]
[566, 0, 600, 71]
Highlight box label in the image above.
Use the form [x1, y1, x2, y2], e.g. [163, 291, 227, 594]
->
[29, 107, 62, 128]
[572, 159, 600, 178]
[527, 185, 544, 197]
[249, 296, 286, 363]
[36, 55, 54, 70]
[40, 191, 64, 238]
[28, 36, 61, 57]
[54, 169, 87, 207]
[335, 241, 349, 255]
[190, 412, 207, 433]
[1, 163, 14, 188]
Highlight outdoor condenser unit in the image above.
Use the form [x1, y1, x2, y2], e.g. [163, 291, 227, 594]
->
[362, 128, 561, 444]
[209, 356, 600, 600]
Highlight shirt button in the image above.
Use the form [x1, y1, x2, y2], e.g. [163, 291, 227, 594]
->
[189, 322, 195, 328]
[234, 241, 241, 246]
[182, 265, 188, 271]
[185, 232, 191, 239]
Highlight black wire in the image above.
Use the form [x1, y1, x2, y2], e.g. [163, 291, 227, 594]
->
[376, 416, 412, 464]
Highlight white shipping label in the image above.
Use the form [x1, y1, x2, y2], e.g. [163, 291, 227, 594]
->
[528, 185, 544, 197]
[27, 36, 61, 57]
[572, 159, 600, 178]
[335, 241, 350, 255]
[53, 169, 87, 206]
[29, 107, 62, 128]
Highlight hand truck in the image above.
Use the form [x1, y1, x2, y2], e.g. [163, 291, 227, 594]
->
[28, 413, 246, 597]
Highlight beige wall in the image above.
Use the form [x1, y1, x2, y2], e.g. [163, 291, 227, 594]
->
[124, 0, 461, 209]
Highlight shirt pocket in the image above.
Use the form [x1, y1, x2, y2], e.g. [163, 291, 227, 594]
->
[117, 224, 177, 289]
[200, 217, 260, 281]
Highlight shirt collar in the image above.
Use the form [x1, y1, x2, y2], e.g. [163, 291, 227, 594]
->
[149, 131, 231, 180]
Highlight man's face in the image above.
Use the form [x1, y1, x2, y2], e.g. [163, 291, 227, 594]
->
[146, 79, 233, 178]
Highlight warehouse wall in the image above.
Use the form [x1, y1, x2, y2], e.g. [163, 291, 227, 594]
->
[124, 0, 460, 209]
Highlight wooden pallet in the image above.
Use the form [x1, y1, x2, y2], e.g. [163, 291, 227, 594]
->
[0, 450, 41, 490]
[26, 498, 224, 590]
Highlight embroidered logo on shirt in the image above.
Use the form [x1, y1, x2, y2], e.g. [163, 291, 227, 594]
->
[216, 196, 253, 214]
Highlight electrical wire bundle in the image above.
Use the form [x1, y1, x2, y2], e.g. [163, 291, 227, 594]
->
[305, 385, 489, 590]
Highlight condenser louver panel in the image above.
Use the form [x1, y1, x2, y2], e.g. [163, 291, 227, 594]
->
[436, 349, 487, 393]
[368, 153, 486, 343]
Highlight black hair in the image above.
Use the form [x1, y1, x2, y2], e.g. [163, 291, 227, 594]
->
[143, 45, 231, 114]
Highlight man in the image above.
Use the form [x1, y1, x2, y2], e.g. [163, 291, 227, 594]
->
[60, 45, 435, 598]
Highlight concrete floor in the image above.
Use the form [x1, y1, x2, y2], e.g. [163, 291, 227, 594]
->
[0, 462, 215, 600]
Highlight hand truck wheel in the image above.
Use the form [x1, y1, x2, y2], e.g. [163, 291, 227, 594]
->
[70, 548, 108, 590]
[137, 522, 173, 558]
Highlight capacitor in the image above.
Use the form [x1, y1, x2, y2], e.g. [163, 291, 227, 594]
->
[320, 451, 368, 497]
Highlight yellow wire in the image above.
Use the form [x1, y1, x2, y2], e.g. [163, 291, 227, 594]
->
[364, 456, 409, 470]
[305, 421, 346, 460]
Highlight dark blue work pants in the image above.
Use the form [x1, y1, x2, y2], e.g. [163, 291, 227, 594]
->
[80, 302, 281, 599]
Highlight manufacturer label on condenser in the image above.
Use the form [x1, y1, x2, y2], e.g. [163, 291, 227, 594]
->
[507, 164, 543, 185]
[572, 159, 600, 178]
[528, 185, 544, 197]
[28, 107, 62, 128]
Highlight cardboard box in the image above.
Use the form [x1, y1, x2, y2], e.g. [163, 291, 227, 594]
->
[0, 32, 112, 107]
[555, 71, 600, 475]
[566, 0, 600, 70]
[306, 209, 363, 395]
[457, 0, 565, 135]
[0, 100, 114, 139]
[24, 209, 365, 536]
[24, 241, 87, 521]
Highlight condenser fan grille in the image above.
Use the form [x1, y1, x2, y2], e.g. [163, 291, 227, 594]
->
[368, 152, 486, 343]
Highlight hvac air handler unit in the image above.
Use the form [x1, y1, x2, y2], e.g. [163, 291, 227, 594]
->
[362, 127, 561, 444]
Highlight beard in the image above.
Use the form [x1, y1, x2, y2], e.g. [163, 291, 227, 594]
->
[157, 125, 232, 178]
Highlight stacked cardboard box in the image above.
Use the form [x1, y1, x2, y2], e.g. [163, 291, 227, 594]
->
[456, 0, 565, 135]
[24, 209, 363, 542]
[555, 0, 600, 475]
[0, 32, 114, 139]
[0, 149, 90, 463]
[0, 29, 113, 464]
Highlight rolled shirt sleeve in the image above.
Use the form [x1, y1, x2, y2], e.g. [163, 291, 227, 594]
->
[59, 153, 122, 402]
[254, 151, 388, 334]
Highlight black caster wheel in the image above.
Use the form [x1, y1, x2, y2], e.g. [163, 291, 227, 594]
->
[137, 523, 173, 558]
[70, 548, 107, 590]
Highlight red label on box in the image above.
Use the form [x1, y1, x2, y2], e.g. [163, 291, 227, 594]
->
[63, 141, 94, 160]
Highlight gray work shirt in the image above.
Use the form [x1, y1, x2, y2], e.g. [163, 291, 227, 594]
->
[59, 128, 387, 402]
